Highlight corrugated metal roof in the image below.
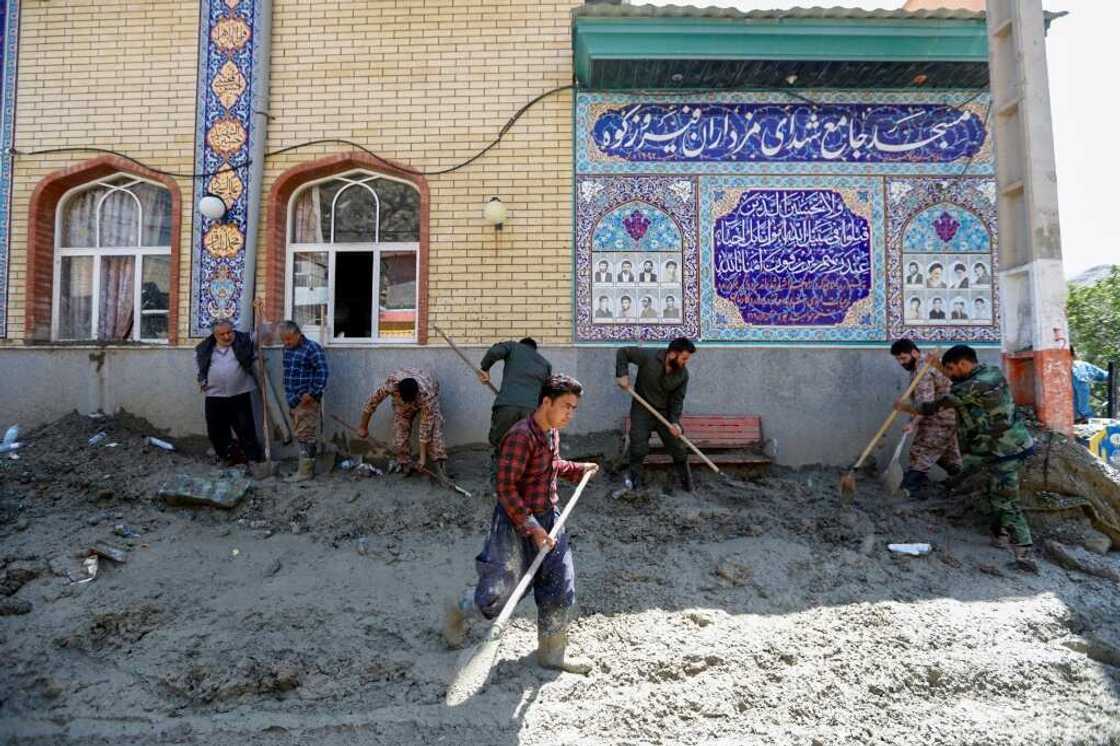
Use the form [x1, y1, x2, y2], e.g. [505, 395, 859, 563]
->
[573, 3, 1063, 24]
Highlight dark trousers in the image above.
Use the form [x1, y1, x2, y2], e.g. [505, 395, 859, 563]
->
[474, 504, 575, 633]
[628, 403, 687, 467]
[204, 392, 262, 463]
[488, 405, 534, 481]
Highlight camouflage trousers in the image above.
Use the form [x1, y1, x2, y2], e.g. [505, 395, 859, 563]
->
[291, 397, 321, 458]
[981, 457, 1033, 547]
[909, 419, 962, 474]
[392, 401, 448, 466]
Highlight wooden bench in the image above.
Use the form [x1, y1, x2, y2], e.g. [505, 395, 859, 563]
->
[621, 414, 772, 473]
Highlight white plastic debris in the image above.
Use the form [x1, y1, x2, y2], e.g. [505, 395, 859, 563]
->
[0, 442, 22, 454]
[87, 431, 108, 446]
[145, 436, 175, 451]
[3, 425, 19, 446]
[887, 543, 932, 556]
[72, 555, 99, 584]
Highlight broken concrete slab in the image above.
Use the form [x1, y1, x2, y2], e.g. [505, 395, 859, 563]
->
[157, 474, 252, 509]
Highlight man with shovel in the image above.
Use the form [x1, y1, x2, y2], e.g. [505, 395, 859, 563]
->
[357, 368, 449, 481]
[616, 337, 696, 492]
[894, 345, 1037, 571]
[890, 339, 962, 498]
[478, 337, 552, 491]
[443, 375, 600, 673]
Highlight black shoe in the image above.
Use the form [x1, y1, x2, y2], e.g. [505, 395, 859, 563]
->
[673, 462, 694, 492]
[900, 470, 929, 499]
[624, 466, 644, 490]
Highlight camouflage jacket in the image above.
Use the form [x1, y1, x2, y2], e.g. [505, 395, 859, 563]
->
[917, 363, 1034, 461]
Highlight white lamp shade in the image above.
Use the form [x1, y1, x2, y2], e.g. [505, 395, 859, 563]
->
[199, 194, 226, 220]
[483, 197, 507, 226]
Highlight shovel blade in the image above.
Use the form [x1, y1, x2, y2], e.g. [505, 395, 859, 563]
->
[446, 630, 502, 707]
[882, 435, 909, 495]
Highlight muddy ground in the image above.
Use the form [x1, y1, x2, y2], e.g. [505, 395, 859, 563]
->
[1, 412, 1119, 744]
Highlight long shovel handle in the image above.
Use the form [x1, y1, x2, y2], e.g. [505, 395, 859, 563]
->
[491, 469, 594, 630]
[624, 386, 721, 475]
[432, 323, 499, 395]
[850, 358, 935, 471]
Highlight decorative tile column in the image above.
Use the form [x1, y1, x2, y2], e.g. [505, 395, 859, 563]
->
[0, 0, 21, 338]
[190, 0, 271, 336]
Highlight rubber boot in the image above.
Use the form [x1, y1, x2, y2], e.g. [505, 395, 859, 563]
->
[673, 462, 694, 493]
[287, 456, 314, 482]
[430, 459, 450, 484]
[624, 464, 644, 491]
[249, 461, 272, 480]
[1012, 544, 1039, 573]
[899, 469, 929, 499]
[536, 626, 593, 675]
[442, 588, 482, 649]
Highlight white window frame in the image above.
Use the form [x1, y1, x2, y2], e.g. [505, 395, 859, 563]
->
[50, 175, 172, 344]
[285, 169, 420, 346]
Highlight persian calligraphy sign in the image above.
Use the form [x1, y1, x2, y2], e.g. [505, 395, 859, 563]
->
[699, 175, 886, 343]
[590, 102, 985, 164]
[712, 190, 871, 326]
[576, 91, 993, 177]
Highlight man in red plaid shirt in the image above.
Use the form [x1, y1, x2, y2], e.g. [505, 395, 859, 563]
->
[443, 374, 599, 674]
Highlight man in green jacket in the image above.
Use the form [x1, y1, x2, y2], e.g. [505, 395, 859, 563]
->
[894, 344, 1037, 572]
[479, 337, 552, 487]
[615, 337, 696, 492]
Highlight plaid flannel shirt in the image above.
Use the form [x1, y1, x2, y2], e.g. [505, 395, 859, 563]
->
[496, 416, 584, 537]
[282, 336, 329, 408]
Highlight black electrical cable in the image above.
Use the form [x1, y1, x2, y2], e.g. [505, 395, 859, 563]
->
[7, 84, 576, 180]
[6, 82, 992, 180]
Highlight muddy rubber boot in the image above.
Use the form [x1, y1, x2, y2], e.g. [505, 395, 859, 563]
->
[287, 456, 315, 482]
[673, 462, 694, 493]
[1012, 544, 1039, 574]
[430, 459, 450, 484]
[900, 470, 929, 499]
[624, 465, 644, 491]
[536, 627, 593, 675]
[249, 461, 272, 480]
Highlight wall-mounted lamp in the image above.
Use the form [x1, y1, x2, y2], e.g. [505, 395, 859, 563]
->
[483, 196, 507, 231]
[199, 194, 227, 221]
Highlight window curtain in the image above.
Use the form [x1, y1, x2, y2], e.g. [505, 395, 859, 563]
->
[293, 186, 324, 243]
[96, 190, 139, 340]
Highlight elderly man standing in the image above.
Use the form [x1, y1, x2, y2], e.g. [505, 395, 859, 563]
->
[278, 320, 329, 482]
[195, 318, 263, 472]
[479, 337, 552, 490]
[358, 368, 449, 480]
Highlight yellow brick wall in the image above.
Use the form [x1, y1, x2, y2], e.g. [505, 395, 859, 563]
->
[4, 0, 579, 345]
[5, 0, 199, 344]
[261, 0, 580, 344]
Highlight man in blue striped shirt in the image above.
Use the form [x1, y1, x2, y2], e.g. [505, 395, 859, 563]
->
[279, 320, 329, 481]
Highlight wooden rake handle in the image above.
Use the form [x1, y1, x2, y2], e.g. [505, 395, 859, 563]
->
[623, 386, 721, 475]
[432, 323, 499, 395]
[850, 357, 936, 471]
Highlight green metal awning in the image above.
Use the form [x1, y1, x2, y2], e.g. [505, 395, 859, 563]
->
[572, 3, 1065, 90]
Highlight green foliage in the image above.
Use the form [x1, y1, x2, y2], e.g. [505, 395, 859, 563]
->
[1067, 266, 1120, 368]
[1067, 267, 1120, 414]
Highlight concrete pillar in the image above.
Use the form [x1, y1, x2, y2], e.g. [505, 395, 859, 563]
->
[985, 0, 1072, 434]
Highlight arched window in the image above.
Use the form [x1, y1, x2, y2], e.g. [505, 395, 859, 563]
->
[286, 170, 420, 343]
[52, 175, 173, 342]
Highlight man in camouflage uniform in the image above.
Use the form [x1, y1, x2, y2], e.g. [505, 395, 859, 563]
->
[895, 345, 1037, 571]
[357, 368, 448, 480]
[890, 339, 962, 498]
